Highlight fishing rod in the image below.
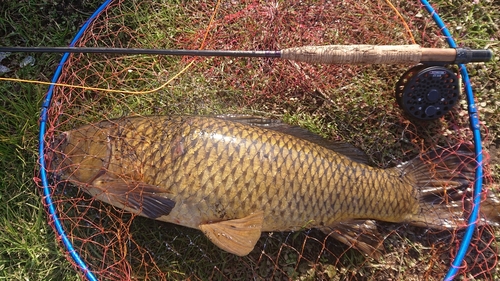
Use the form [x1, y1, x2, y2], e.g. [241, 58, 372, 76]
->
[4, 44, 492, 120]
[0, 44, 493, 64]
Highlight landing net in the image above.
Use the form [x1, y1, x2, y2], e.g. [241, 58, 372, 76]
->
[37, 0, 497, 280]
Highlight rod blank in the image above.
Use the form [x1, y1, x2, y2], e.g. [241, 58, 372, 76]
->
[0, 47, 281, 58]
[0, 45, 492, 64]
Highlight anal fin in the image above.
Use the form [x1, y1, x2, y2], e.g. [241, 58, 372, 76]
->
[199, 211, 264, 256]
[322, 220, 384, 260]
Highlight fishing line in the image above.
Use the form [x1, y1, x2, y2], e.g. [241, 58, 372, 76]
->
[0, 66, 194, 95]
[384, 0, 416, 43]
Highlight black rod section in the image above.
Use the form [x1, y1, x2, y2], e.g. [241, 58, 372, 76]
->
[0, 47, 282, 58]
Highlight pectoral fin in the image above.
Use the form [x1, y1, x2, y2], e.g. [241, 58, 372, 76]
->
[199, 211, 264, 256]
[89, 176, 176, 219]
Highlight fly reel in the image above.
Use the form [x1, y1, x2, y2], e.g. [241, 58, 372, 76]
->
[396, 65, 460, 120]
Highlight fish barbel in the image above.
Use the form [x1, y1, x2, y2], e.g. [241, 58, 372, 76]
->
[49, 115, 499, 257]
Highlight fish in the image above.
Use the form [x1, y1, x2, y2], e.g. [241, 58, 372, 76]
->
[48, 115, 500, 258]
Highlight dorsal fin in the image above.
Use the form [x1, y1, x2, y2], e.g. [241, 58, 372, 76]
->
[215, 114, 370, 164]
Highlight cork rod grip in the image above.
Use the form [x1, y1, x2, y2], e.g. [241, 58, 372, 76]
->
[280, 45, 461, 64]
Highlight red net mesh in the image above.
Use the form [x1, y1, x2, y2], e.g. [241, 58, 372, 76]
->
[38, 0, 498, 280]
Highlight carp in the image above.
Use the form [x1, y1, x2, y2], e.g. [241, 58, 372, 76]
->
[49, 115, 500, 257]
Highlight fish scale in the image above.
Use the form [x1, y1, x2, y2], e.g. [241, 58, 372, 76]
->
[50, 115, 494, 257]
[146, 116, 407, 230]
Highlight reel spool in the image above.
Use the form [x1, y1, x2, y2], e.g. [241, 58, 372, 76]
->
[396, 65, 460, 120]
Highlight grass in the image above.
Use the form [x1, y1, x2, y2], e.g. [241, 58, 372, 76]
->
[0, 62, 82, 280]
[0, 1, 103, 280]
[1, 0, 499, 280]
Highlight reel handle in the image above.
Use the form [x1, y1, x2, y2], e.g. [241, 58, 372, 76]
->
[281, 45, 493, 65]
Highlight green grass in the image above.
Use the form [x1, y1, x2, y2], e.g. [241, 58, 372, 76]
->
[0, 68, 86, 280]
[0, 1, 102, 280]
[0, 78, 79, 280]
[1, 0, 499, 280]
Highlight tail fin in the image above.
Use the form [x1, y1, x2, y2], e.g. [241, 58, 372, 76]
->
[400, 144, 500, 229]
